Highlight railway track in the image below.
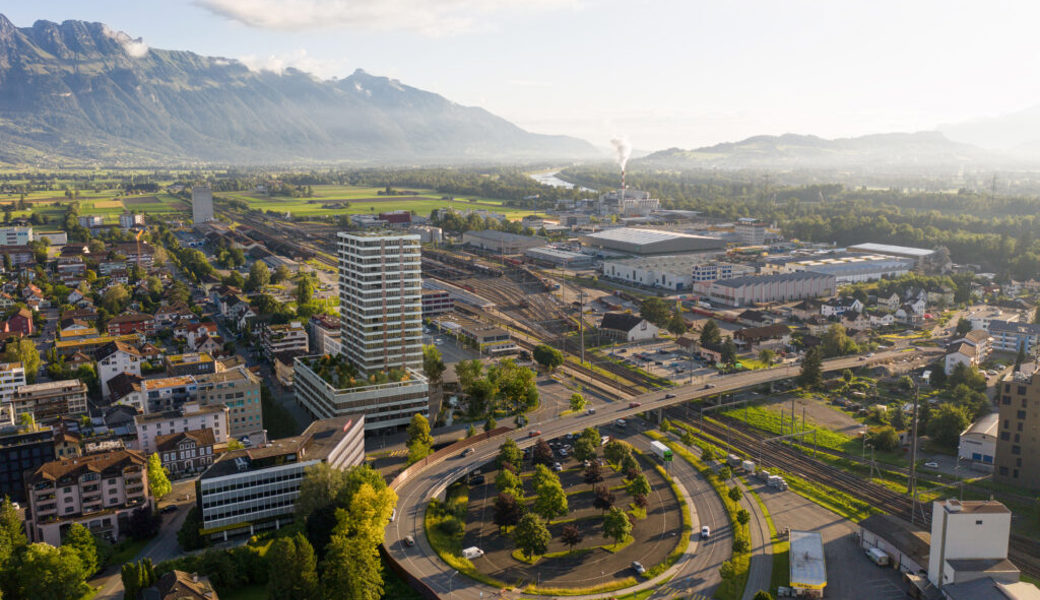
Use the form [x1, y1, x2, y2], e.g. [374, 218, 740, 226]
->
[670, 409, 1040, 579]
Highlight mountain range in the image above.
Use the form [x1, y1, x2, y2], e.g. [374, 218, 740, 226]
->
[0, 15, 597, 166]
[636, 131, 1004, 171]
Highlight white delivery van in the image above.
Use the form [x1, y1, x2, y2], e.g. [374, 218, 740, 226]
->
[865, 547, 890, 566]
[462, 547, 485, 559]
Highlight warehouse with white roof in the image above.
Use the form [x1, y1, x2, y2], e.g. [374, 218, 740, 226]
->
[580, 227, 725, 257]
[789, 529, 827, 598]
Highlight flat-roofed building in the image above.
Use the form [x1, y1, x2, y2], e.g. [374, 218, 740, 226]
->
[580, 227, 725, 257]
[995, 373, 1040, 489]
[0, 226, 32, 246]
[421, 289, 454, 317]
[789, 530, 827, 598]
[735, 218, 766, 245]
[846, 242, 936, 270]
[164, 352, 216, 376]
[119, 376, 199, 414]
[462, 230, 545, 255]
[195, 366, 263, 440]
[134, 402, 229, 455]
[195, 415, 364, 540]
[308, 314, 342, 355]
[192, 185, 214, 225]
[11, 379, 88, 423]
[262, 322, 309, 359]
[0, 361, 25, 405]
[523, 247, 594, 269]
[25, 449, 149, 545]
[700, 272, 835, 307]
[0, 423, 55, 503]
[602, 254, 719, 291]
[929, 499, 1015, 590]
[294, 355, 427, 431]
[988, 320, 1040, 354]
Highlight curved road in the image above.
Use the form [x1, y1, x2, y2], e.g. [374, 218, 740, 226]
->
[387, 349, 933, 598]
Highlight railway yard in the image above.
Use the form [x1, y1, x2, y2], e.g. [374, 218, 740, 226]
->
[209, 206, 1040, 594]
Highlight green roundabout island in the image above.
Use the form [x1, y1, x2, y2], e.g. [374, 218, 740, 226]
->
[425, 433, 692, 596]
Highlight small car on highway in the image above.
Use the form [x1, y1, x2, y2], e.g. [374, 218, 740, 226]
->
[664, 393, 676, 399]
[631, 561, 646, 575]
[529, 430, 541, 437]
[701, 525, 711, 539]
[403, 535, 416, 547]
[629, 401, 642, 408]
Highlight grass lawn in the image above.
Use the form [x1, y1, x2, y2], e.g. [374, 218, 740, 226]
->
[107, 537, 151, 566]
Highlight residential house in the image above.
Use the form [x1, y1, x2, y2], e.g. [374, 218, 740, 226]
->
[154, 302, 195, 327]
[697, 341, 724, 364]
[164, 353, 216, 376]
[273, 350, 306, 388]
[879, 292, 902, 312]
[194, 335, 223, 356]
[598, 313, 660, 343]
[867, 310, 896, 327]
[96, 341, 143, 399]
[840, 311, 870, 331]
[155, 428, 216, 477]
[0, 292, 16, 310]
[10, 380, 88, 423]
[4, 307, 33, 336]
[145, 570, 220, 600]
[791, 299, 822, 321]
[820, 297, 863, 318]
[56, 255, 86, 285]
[736, 309, 776, 327]
[116, 375, 199, 414]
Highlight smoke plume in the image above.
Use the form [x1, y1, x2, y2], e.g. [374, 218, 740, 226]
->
[610, 136, 631, 171]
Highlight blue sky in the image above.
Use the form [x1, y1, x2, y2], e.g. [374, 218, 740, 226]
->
[5, 1, 1039, 151]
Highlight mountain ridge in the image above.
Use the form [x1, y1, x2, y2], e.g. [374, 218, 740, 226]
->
[637, 131, 998, 170]
[0, 14, 597, 166]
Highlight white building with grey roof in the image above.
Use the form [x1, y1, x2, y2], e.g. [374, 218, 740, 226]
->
[580, 227, 725, 257]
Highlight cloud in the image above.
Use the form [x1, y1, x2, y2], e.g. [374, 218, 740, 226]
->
[237, 49, 347, 78]
[101, 25, 150, 58]
[194, 0, 578, 35]
[507, 79, 552, 88]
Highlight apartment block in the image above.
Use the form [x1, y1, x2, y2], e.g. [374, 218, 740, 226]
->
[165, 352, 216, 376]
[134, 402, 229, 455]
[195, 366, 263, 440]
[10, 380, 88, 423]
[262, 322, 308, 359]
[118, 376, 199, 414]
[192, 185, 214, 225]
[195, 416, 364, 540]
[0, 361, 26, 404]
[337, 231, 422, 373]
[25, 449, 149, 545]
[0, 226, 32, 246]
[994, 373, 1040, 490]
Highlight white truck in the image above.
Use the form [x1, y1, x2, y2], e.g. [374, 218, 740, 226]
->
[768, 475, 788, 491]
[865, 546, 890, 566]
[650, 440, 673, 461]
[741, 460, 756, 473]
[727, 454, 742, 468]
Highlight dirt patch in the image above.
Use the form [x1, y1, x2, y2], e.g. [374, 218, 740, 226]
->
[465, 450, 683, 589]
[123, 195, 161, 205]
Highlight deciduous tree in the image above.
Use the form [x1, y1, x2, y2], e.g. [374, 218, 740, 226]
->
[493, 492, 524, 532]
[602, 507, 632, 548]
[513, 513, 551, 560]
[147, 452, 171, 500]
[561, 524, 583, 551]
[533, 344, 564, 372]
[700, 319, 722, 346]
[569, 392, 587, 412]
[533, 479, 569, 522]
[798, 347, 823, 389]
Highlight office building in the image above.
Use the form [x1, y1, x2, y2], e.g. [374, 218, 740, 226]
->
[134, 402, 229, 455]
[10, 380, 88, 423]
[78, 215, 104, 228]
[195, 416, 365, 540]
[309, 314, 342, 355]
[692, 262, 752, 283]
[294, 355, 427, 430]
[192, 185, 214, 225]
[25, 449, 149, 545]
[420, 289, 454, 317]
[995, 373, 1040, 489]
[0, 361, 26, 405]
[0, 423, 55, 503]
[928, 499, 1016, 590]
[735, 218, 767, 245]
[338, 231, 422, 373]
[195, 366, 263, 440]
[0, 226, 32, 247]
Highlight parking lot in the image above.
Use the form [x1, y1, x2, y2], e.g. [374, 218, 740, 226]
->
[606, 340, 714, 383]
[755, 480, 908, 599]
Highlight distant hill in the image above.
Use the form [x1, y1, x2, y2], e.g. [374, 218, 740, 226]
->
[0, 14, 597, 166]
[940, 105, 1040, 158]
[638, 132, 992, 170]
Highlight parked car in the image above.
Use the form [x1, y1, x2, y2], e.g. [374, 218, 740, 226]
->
[553, 462, 564, 472]
[160, 505, 178, 515]
[923, 461, 939, 468]
[631, 561, 646, 575]
[470, 474, 485, 485]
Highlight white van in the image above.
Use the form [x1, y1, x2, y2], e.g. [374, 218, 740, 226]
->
[462, 547, 485, 559]
[865, 547, 890, 566]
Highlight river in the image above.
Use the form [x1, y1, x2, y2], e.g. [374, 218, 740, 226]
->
[528, 171, 595, 192]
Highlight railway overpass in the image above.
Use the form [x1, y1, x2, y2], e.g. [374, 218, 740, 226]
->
[385, 348, 938, 599]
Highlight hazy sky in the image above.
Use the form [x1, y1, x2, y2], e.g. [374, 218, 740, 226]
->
[5, 1, 1040, 151]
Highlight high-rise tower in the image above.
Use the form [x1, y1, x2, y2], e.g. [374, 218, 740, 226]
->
[337, 231, 422, 373]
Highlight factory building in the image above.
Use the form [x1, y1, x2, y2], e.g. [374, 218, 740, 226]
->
[596, 189, 660, 217]
[928, 500, 1017, 591]
[959, 412, 998, 470]
[699, 272, 835, 307]
[735, 218, 767, 245]
[846, 242, 936, 270]
[783, 254, 915, 283]
[601, 254, 715, 291]
[580, 227, 725, 257]
[523, 247, 594, 269]
[462, 230, 545, 255]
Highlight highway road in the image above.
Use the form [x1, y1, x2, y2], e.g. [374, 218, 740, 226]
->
[386, 348, 935, 598]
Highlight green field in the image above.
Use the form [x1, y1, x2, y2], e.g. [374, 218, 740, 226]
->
[0, 188, 189, 223]
[221, 185, 543, 219]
